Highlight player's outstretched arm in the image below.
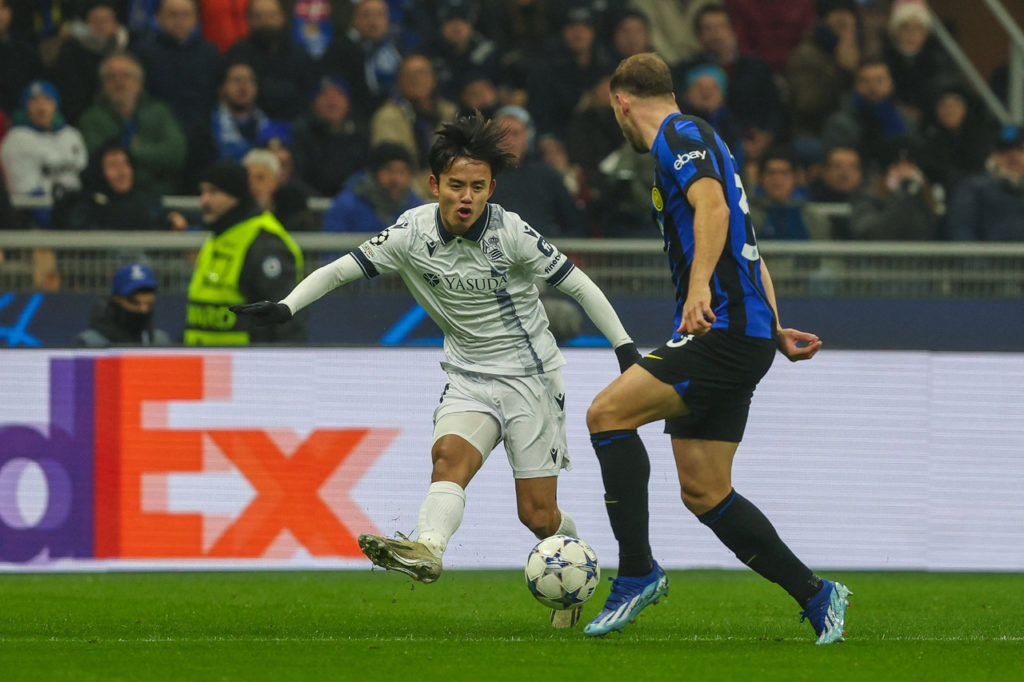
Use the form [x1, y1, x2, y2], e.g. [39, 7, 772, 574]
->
[231, 253, 366, 324]
[553, 267, 639, 372]
[760, 258, 822, 362]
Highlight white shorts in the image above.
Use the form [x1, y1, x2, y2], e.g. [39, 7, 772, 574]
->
[432, 369, 570, 479]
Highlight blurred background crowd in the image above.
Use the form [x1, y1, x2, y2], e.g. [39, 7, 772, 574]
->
[1, 0, 1022, 243]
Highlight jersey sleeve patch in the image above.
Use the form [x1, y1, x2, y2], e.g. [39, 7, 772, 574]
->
[545, 259, 575, 286]
[350, 248, 380, 278]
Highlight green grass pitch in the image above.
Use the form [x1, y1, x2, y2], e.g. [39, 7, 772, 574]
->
[2, 570, 1022, 681]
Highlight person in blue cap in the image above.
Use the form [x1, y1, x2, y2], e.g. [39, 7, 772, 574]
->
[0, 80, 88, 227]
[73, 262, 172, 347]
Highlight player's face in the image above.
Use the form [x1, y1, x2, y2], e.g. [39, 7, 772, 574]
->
[430, 158, 495, 235]
[611, 91, 648, 153]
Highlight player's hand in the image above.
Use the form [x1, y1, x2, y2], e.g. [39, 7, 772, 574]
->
[776, 328, 822, 362]
[614, 342, 641, 373]
[229, 301, 292, 325]
[680, 287, 715, 337]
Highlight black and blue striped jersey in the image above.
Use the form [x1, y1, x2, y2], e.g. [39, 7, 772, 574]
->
[650, 113, 776, 340]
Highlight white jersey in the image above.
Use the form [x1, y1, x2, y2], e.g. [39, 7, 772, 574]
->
[350, 202, 574, 376]
[0, 124, 87, 198]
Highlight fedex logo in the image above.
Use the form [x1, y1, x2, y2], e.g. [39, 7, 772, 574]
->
[0, 356, 397, 563]
[673, 149, 707, 170]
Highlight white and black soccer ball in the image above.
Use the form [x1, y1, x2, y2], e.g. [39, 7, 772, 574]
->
[524, 534, 600, 610]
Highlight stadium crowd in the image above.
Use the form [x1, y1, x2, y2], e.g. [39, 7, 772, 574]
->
[1, 0, 1022, 241]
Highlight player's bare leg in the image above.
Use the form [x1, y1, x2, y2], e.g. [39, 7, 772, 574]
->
[515, 475, 583, 628]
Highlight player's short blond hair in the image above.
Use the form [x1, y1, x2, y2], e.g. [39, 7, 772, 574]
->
[609, 52, 674, 99]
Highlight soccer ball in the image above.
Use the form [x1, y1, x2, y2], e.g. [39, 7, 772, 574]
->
[524, 534, 600, 610]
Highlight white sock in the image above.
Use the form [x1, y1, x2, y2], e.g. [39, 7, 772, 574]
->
[556, 508, 578, 538]
[415, 481, 466, 558]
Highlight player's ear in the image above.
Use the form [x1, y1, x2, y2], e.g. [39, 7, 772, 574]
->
[429, 174, 440, 198]
[487, 177, 496, 198]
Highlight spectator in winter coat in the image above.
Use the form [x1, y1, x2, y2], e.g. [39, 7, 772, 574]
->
[489, 105, 589, 238]
[419, 0, 500, 103]
[946, 126, 1024, 242]
[133, 0, 221, 139]
[49, 0, 130, 124]
[291, 77, 369, 197]
[785, 0, 861, 138]
[370, 54, 457, 199]
[321, 142, 423, 234]
[54, 140, 187, 231]
[208, 61, 287, 162]
[0, 80, 87, 227]
[882, 0, 958, 121]
[850, 139, 938, 241]
[918, 86, 993, 202]
[822, 59, 918, 178]
[78, 53, 187, 195]
[73, 261, 172, 347]
[319, 0, 405, 124]
[224, 0, 316, 120]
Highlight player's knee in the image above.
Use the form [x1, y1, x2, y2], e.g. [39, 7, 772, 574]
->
[430, 442, 478, 485]
[680, 484, 726, 516]
[518, 507, 558, 539]
[586, 395, 617, 433]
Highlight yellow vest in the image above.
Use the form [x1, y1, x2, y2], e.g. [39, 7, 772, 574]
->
[184, 212, 303, 346]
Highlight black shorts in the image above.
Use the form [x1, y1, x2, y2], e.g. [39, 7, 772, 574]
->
[637, 329, 776, 443]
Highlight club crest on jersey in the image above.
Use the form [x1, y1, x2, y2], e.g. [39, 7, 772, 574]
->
[651, 186, 664, 212]
[673, 149, 707, 170]
[482, 235, 505, 262]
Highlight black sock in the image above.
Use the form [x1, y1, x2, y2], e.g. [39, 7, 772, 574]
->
[698, 489, 823, 606]
[591, 429, 653, 577]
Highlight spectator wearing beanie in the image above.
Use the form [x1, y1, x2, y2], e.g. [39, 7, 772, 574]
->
[321, 142, 423, 234]
[882, 0, 958, 119]
[185, 158, 306, 345]
[0, 80, 88, 227]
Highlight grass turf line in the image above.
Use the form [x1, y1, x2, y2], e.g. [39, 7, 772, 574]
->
[1, 570, 1022, 681]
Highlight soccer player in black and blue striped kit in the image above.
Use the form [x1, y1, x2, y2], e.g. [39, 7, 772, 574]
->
[583, 53, 851, 643]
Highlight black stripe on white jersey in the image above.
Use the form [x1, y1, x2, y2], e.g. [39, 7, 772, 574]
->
[349, 248, 379, 278]
[492, 265, 544, 373]
[545, 260, 575, 287]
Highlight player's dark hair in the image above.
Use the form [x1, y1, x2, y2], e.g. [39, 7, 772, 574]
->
[609, 52, 674, 99]
[428, 113, 517, 179]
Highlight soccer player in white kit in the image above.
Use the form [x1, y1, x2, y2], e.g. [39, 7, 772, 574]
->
[232, 114, 640, 627]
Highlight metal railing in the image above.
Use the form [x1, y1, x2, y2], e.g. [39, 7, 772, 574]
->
[2, 231, 1023, 299]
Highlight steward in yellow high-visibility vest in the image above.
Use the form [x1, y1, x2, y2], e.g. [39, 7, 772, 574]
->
[185, 160, 306, 346]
